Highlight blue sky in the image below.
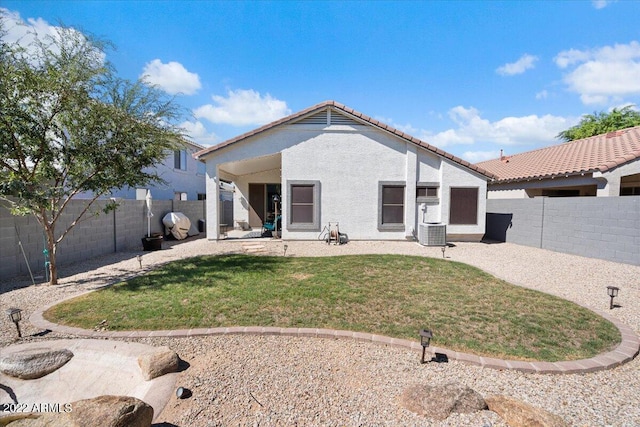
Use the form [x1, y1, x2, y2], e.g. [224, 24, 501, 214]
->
[2, 1, 640, 162]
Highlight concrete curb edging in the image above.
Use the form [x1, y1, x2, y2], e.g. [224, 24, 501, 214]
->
[30, 290, 640, 375]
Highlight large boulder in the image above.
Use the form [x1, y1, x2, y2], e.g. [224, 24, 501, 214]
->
[485, 395, 568, 427]
[5, 395, 153, 427]
[137, 346, 179, 380]
[400, 382, 487, 420]
[0, 348, 73, 379]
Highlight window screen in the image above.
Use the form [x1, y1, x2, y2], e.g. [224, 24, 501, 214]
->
[382, 185, 404, 224]
[449, 187, 478, 225]
[417, 186, 438, 198]
[291, 185, 314, 223]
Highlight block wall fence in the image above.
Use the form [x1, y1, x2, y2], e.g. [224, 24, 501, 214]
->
[486, 196, 640, 266]
[0, 200, 206, 282]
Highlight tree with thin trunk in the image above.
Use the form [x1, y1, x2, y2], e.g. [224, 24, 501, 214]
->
[557, 105, 640, 142]
[0, 16, 184, 285]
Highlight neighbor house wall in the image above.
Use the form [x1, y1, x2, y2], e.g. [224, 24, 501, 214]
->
[108, 144, 206, 201]
[486, 196, 640, 265]
[0, 199, 204, 282]
[487, 167, 640, 199]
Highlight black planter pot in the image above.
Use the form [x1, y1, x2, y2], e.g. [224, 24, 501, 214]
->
[142, 235, 163, 251]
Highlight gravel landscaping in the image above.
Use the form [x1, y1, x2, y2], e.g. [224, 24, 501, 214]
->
[1, 237, 639, 426]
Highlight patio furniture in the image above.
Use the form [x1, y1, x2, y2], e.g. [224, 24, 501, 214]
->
[262, 215, 282, 237]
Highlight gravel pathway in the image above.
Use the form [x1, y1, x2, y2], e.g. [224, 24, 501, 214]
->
[1, 237, 639, 426]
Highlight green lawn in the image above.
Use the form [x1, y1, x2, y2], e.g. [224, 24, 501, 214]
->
[45, 254, 620, 361]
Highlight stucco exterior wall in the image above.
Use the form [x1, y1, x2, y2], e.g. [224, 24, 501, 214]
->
[203, 123, 488, 241]
[596, 158, 640, 196]
[440, 160, 487, 238]
[282, 127, 408, 240]
[233, 169, 281, 227]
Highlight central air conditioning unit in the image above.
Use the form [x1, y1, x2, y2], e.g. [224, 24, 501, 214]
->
[419, 223, 447, 246]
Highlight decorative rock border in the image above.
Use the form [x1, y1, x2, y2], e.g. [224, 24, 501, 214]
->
[30, 290, 639, 375]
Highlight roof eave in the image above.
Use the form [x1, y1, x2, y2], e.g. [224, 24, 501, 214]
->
[194, 100, 497, 180]
[489, 169, 599, 185]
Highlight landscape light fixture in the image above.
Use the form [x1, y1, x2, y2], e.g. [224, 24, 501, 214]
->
[283, 244, 288, 257]
[6, 308, 22, 338]
[137, 255, 143, 269]
[419, 329, 433, 364]
[176, 387, 191, 399]
[441, 246, 446, 258]
[607, 286, 619, 310]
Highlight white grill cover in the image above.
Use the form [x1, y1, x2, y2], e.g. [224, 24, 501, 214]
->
[162, 212, 191, 240]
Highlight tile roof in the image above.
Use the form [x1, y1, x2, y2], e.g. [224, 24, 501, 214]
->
[476, 126, 640, 183]
[194, 100, 495, 179]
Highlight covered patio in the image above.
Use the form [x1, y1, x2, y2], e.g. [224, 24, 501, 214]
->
[213, 152, 283, 239]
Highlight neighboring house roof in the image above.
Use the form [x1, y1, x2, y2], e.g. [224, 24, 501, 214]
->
[194, 100, 495, 179]
[476, 126, 640, 183]
[180, 137, 206, 151]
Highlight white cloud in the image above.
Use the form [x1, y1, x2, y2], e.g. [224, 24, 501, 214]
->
[194, 89, 291, 126]
[535, 90, 549, 100]
[140, 59, 201, 95]
[555, 41, 640, 105]
[423, 106, 572, 147]
[592, 0, 615, 9]
[1, 8, 104, 64]
[496, 54, 539, 76]
[460, 150, 502, 163]
[1, 8, 56, 45]
[179, 120, 218, 145]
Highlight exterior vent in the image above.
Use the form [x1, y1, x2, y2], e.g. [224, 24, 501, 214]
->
[294, 111, 328, 125]
[418, 223, 447, 246]
[329, 112, 362, 126]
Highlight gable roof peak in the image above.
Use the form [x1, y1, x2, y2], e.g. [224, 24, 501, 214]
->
[194, 101, 495, 179]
